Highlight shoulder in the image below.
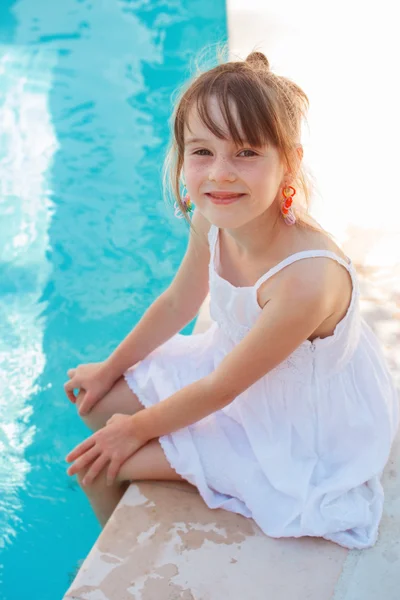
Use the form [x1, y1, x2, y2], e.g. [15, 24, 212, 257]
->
[258, 253, 348, 318]
[270, 256, 336, 302]
[184, 208, 211, 243]
[187, 209, 212, 249]
[168, 210, 211, 308]
[298, 223, 349, 264]
[258, 228, 351, 311]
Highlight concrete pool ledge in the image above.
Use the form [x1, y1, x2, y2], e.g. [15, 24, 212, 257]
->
[64, 264, 400, 600]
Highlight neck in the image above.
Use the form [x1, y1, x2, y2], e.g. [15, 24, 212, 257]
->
[224, 201, 292, 259]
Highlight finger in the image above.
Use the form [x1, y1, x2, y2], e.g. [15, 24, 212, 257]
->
[67, 368, 76, 378]
[82, 454, 109, 486]
[64, 384, 76, 403]
[64, 380, 77, 404]
[106, 457, 122, 486]
[78, 391, 94, 416]
[65, 435, 96, 463]
[66, 445, 100, 477]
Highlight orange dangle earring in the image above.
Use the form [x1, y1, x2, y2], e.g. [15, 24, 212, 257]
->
[281, 185, 296, 225]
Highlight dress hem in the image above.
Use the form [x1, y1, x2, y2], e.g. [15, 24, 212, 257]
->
[123, 369, 380, 551]
[123, 369, 215, 508]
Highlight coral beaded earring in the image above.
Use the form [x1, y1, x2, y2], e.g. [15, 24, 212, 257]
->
[281, 185, 296, 225]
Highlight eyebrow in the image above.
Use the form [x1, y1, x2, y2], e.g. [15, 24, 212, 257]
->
[185, 137, 211, 145]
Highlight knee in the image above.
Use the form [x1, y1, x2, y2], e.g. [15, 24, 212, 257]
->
[75, 390, 103, 432]
[75, 389, 88, 419]
[76, 466, 87, 487]
[75, 464, 94, 490]
[76, 465, 124, 492]
[75, 389, 86, 410]
[76, 466, 103, 491]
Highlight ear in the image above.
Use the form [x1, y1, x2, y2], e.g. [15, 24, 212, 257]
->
[296, 144, 304, 163]
[284, 145, 303, 182]
[283, 144, 304, 180]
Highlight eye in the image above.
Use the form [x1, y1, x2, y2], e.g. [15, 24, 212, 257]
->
[193, 149, 212, 156]
[191, 148, 259, 157]
[238, 149, 258, 157]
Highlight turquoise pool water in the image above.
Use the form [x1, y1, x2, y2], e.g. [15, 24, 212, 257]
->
[0, 1, 226, 598]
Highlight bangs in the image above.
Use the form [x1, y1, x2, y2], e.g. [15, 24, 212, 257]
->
[187, 73, 280, 149]
[166, 53, 317, 232]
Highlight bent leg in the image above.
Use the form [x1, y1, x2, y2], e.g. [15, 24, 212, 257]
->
[77, 439, 185, 527]
[76, 375, 144, 432]
[116, 439, 184, 484]
[74, 374, 190, 526]
[77, 468, 130, 528]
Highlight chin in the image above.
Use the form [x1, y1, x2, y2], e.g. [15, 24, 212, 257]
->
[203, 208, 251, 230]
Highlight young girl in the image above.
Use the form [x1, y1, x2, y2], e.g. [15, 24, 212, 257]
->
[65, 51, 399, 549]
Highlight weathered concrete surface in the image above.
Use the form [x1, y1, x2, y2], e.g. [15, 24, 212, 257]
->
[64, 481, 347, 600]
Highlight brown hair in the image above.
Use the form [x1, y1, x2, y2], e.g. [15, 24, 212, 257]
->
[163, 44, 323, 233]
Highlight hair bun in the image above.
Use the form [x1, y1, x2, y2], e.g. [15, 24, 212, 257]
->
[245, 51, 270, 70]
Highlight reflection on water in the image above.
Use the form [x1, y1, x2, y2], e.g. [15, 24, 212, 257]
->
[0, 47, 56, 549]
[0, 0, 226, 597]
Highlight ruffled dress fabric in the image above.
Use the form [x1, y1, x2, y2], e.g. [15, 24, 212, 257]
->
[124, 224, 399, 549]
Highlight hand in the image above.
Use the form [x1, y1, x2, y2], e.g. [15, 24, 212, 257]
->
[64, 361, 116, 415]
[65, 413, 147, 486]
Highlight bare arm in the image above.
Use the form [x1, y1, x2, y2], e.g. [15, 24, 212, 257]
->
[104, 209, 211, 380]
[130, 258, 337, 442]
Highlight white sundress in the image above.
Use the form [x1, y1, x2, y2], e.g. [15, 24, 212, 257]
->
[124, 224, 399, 550]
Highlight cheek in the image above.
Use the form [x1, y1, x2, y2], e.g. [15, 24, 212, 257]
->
[250, 168, 277, 191]
[238, 162, 267, 181]
[184, 160, 207, 185]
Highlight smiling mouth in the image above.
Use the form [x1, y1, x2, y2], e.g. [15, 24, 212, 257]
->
[206, 192, 245, 204]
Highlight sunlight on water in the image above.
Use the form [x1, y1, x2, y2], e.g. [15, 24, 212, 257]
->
[0, 0, 227, 597]
[0, 47, 57, 548]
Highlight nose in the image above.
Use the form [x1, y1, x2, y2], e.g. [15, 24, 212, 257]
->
[208, 156, 236, 183]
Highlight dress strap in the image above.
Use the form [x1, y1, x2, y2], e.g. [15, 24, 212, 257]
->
[207, 224, 218, 258]
[254, 250, 354, 290]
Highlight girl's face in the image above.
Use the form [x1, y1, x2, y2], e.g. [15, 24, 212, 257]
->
[183, 96, 287, 229]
